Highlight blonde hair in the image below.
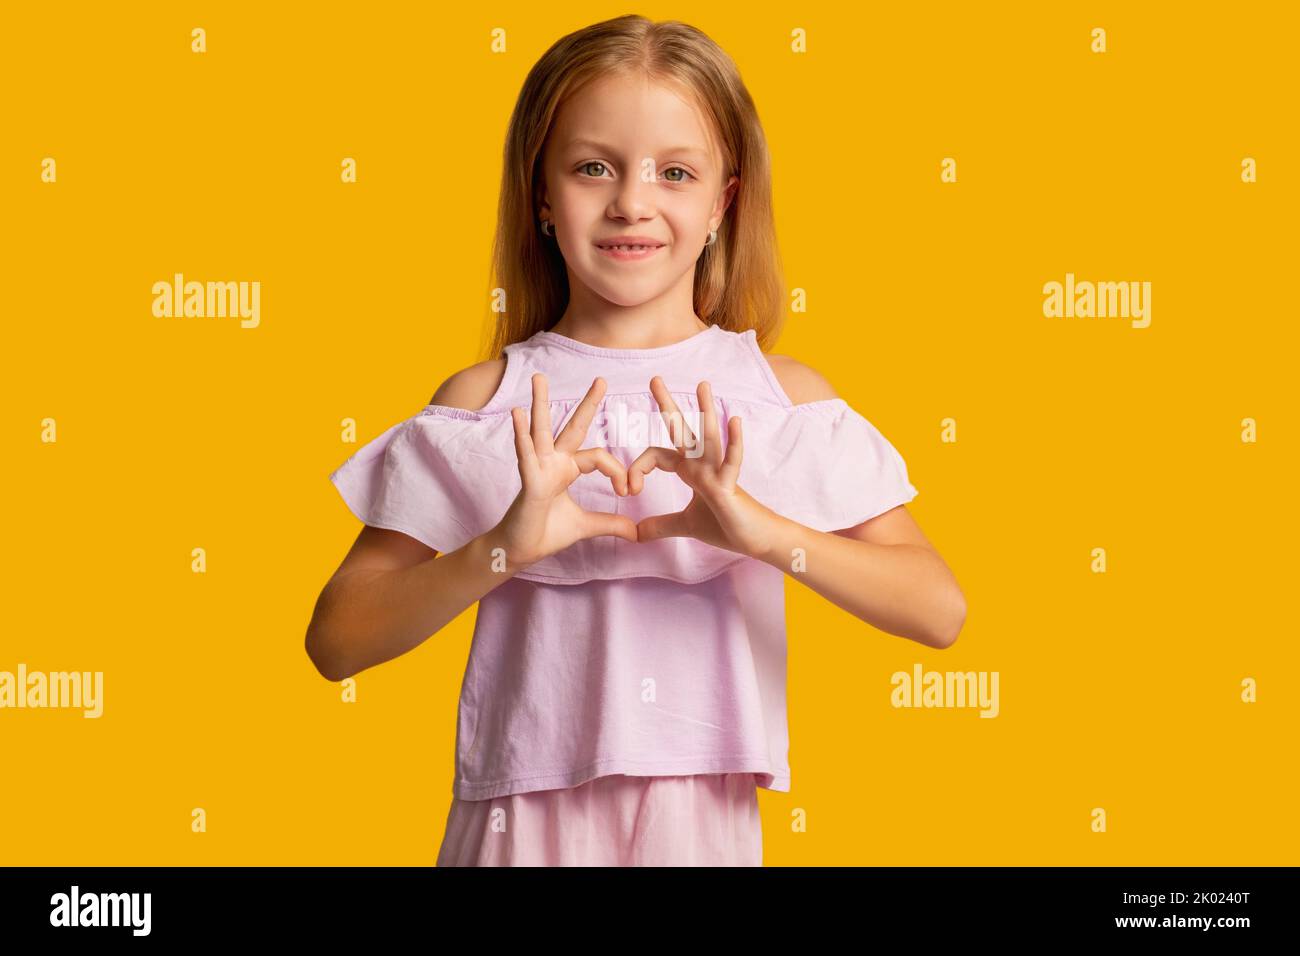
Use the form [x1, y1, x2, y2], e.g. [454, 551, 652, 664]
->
[482, 14, 785, 359]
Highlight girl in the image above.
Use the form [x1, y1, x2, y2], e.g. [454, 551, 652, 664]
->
[308, 15, 966, 867]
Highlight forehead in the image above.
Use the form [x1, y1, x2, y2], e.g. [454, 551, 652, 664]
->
[549, 73, 720, 162]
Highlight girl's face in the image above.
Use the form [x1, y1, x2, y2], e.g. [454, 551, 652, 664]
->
[538, 73, 738, 309]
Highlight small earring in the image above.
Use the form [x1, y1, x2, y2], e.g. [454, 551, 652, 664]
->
[540, 219, 555, 237]
[704, 228, 717, 247]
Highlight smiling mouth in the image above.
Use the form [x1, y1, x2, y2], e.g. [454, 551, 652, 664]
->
[594, 243, 665, 250]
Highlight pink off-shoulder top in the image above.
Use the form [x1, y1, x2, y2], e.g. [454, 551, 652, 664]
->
[329, 324, 918, 800]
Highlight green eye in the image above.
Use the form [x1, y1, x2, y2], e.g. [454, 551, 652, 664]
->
[577, 161, 695, 182]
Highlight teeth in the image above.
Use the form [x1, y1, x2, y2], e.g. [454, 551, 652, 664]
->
[603, 244, 658, 250]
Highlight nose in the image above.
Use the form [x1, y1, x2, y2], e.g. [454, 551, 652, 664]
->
[608, 173, 656, 222]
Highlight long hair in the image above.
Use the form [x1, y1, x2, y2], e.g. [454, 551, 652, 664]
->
[483, 14, 785, 359]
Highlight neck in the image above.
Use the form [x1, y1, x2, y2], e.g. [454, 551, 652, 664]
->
[552, 275, 708, 349]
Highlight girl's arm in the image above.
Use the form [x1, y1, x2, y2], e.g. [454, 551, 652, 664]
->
[307, 370, 636, 682]
[755, 505, 966, 650]
[631, 360, 966, 651]
[759, 356, 965, 647]
[305, 522, 528, 682]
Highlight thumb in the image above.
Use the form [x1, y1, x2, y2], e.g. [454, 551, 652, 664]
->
[581, 511, 639, 544]
[637, 510, 691, 543]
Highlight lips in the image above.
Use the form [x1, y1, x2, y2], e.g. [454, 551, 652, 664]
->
[594, 236, 666, 249]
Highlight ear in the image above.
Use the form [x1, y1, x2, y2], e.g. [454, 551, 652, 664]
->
[534, 173, 551, 224]
[714, 173, 739, 222]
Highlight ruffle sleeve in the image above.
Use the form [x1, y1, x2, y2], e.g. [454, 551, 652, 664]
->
[328, 395, 918, 585]
[734, 397, 919, 533]
[328, 406, 521, 557]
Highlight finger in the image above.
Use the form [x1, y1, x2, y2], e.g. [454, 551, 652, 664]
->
[648, 376, 698, 456]
[719, 416, 743, 486]
[697, 380, 722, 466]
[626, 445, 680, 496]
[530, 372, 553, 455]
[511, 405, 538, 478]
[579, 511, 640, 545]
[573, 447, 629, 496]
[555, 377, 605, 455]
[637, 509, 692, 542]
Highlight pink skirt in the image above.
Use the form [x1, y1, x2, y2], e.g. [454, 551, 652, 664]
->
[436, 772, 764, 866]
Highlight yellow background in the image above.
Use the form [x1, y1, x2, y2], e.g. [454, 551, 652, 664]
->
[2, 2, 1295, 865]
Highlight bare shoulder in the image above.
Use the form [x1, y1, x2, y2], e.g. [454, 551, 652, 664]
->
[429, 358, 508, 411]
[761, 353, 839, 405]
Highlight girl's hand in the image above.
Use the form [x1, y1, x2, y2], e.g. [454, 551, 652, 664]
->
[494, 373, 638, 568]
[627, 377, 780, 561]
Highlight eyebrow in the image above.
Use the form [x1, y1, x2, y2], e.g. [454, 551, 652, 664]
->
[564, 139, 710, 161]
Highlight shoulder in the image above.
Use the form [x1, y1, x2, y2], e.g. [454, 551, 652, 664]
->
[760, 352, 839, 405]
[429, 358, 508, 411]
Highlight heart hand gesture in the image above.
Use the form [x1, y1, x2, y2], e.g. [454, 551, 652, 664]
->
[626, 377, 777, 561]
[495, 373, 637, 568]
